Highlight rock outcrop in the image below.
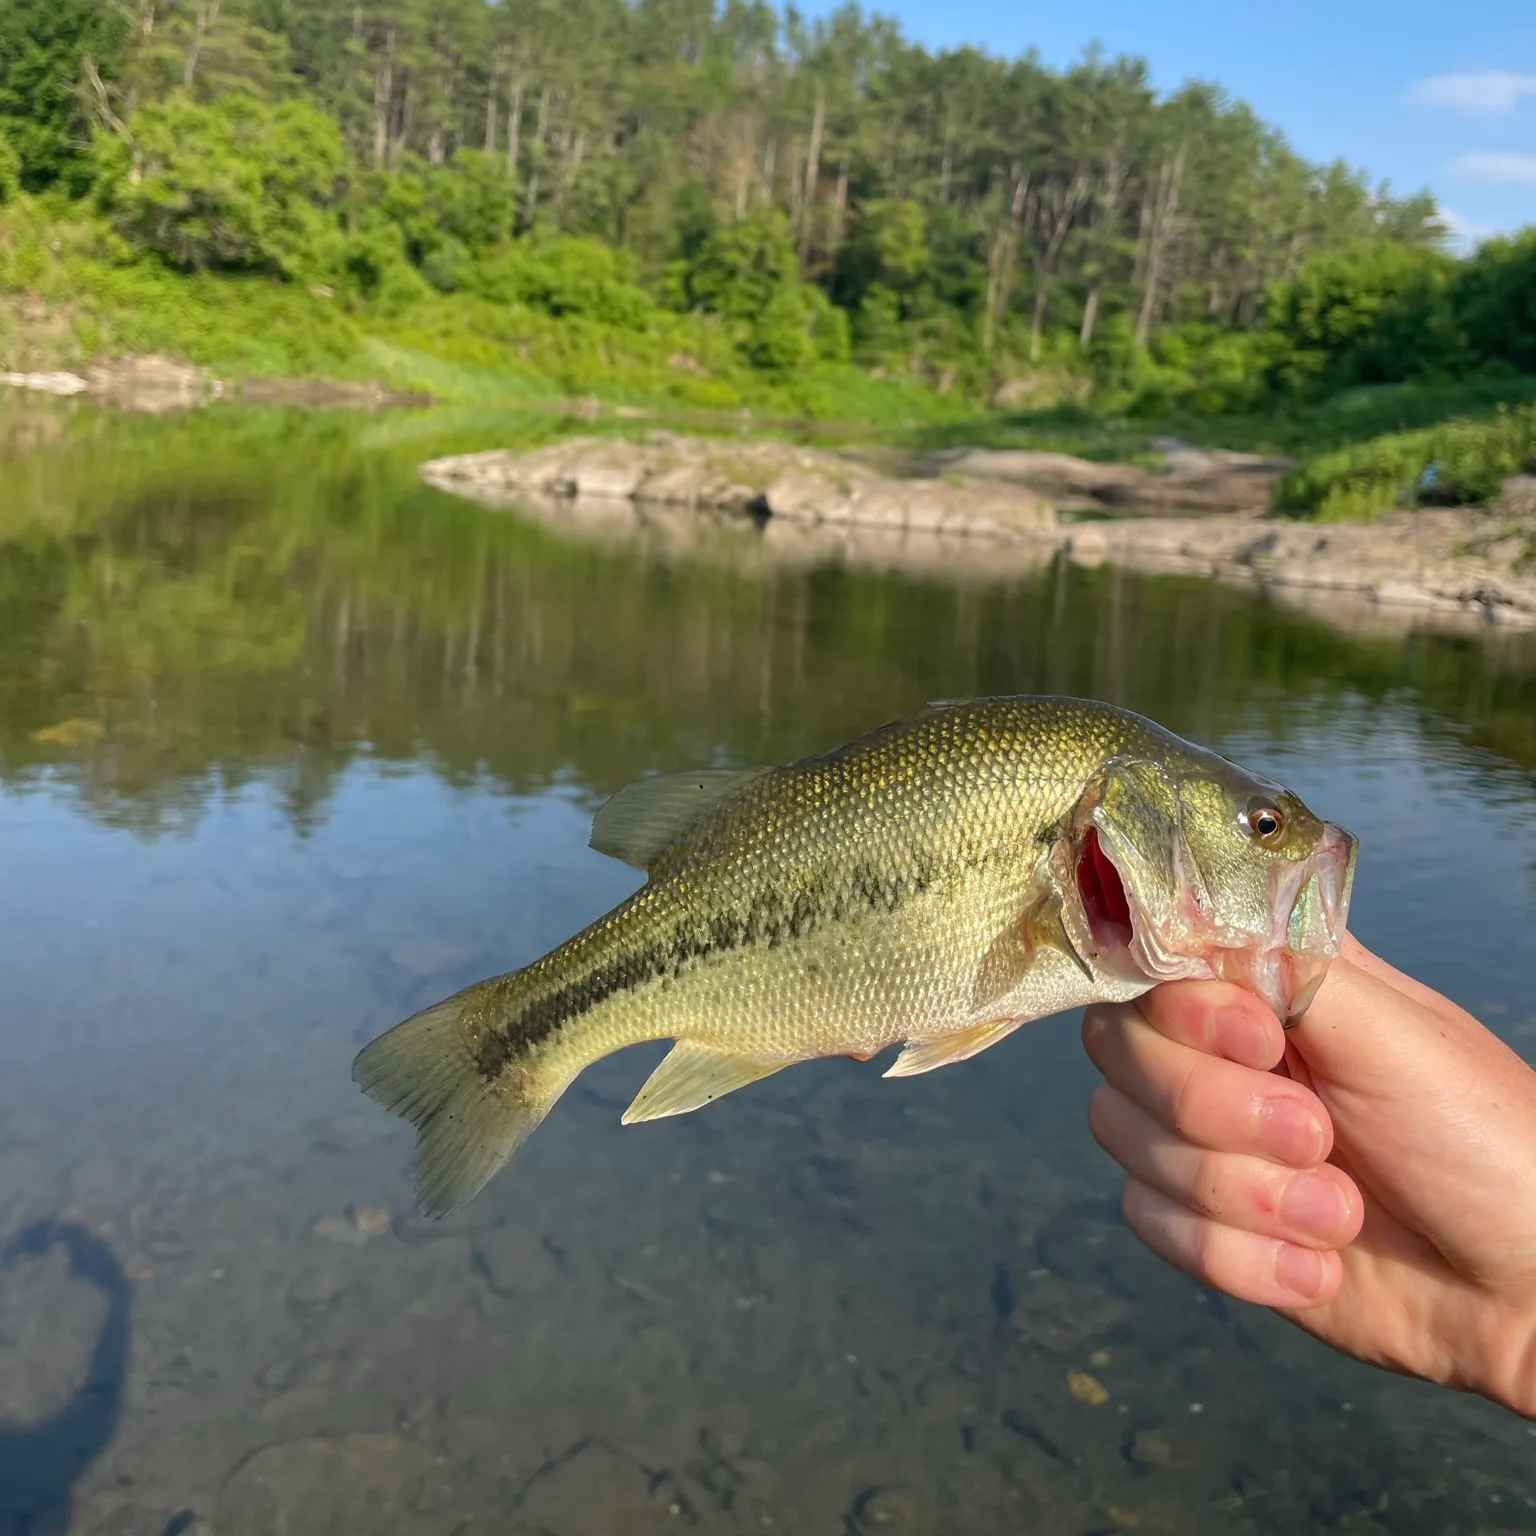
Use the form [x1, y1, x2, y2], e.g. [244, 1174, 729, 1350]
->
[1058, 506, 1536, 629]
[922, 442, 1292, 516]
[423, 435, 1536, 635]
[421, 433, 1056, 540]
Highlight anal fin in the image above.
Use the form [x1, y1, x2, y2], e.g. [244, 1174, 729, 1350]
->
[621, 1042, 787, 1124]
[883, 1016, 1023, 1079]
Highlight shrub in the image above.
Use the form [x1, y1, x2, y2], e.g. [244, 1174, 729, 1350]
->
[93, 93, 345, 276]
[1275, 403, 1536, 520]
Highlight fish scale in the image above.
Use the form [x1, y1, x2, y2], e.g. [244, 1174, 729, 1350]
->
[354, 696, 1356, 1215]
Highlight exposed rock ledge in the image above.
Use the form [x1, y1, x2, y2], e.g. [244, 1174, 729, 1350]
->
[1057, 508, 1536, 630]
[421, 433, 1056, 539]
[917, 440, 1293, 516]
[422, 435, 1536, 635]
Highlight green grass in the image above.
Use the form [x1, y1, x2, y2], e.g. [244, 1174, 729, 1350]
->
[1273, 403, 1536, 520]
[7, 202, 1536, 491]
[0, 206, 976, 427]
[896, 376, 1536, 464]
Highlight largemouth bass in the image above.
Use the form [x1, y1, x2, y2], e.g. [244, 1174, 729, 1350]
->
[355, 696, 1357, 1215]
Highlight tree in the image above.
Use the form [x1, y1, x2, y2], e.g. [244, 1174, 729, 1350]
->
[0, 0, 127, 188]
[0, 127, 20, 202]
[1265, 242, 1467, 392]
[94, 93, 346, 274]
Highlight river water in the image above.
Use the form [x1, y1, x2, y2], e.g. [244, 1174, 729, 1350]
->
[2, 398, 1535, 1535]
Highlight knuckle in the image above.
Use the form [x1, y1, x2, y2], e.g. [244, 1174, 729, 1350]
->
[1086, 1084, 1114, 1147]
[1189, 1149, 1226, 1219]
[1192, 1214, 1225, 1284]
[1167, 1054, 1205, 1140]
[1080, 1003, 1121, 1063]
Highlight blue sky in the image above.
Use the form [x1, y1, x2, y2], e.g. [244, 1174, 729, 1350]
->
[801, 0, 1536, 247]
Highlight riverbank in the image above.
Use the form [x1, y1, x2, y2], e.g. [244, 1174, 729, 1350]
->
[422, 434, 1536, 634]
[1, 356, 434, 414]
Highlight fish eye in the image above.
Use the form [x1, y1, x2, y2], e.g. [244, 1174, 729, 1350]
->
[1246, 802, 1285, 843]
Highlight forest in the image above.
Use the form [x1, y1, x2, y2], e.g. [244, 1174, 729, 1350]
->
[0, 0, 1534, 442]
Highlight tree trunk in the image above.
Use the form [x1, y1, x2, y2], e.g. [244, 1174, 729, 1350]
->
[524, 84, 551, 220]
[1079, 284, 1101, 347]
[372, 28, 395, 170]
[1135, 143, 1186, 347]
[1030, 281, 1050, 358]
[831, 157, 848, 249]
[798, 85, 824, 262]
[390, 74, 413, 169]
[484, 66, 498, 153]
[982, 166, 1028, 354]
[1028, 172, 1087, 361]
[506, 78, 523, 180]
[183, 0, 219, 89]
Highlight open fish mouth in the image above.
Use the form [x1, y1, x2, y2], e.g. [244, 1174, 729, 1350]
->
[1073, 821, 1358, 1022]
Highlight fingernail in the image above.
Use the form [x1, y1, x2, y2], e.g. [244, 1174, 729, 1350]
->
[1276, 1243, 1325, 1299]
[1281, 1171, 1347, 1241]
[1259, 1096, 1325, 1165]
[1215, 1006, 1272, 1068]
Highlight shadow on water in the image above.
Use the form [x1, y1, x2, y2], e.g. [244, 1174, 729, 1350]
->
[0, 1223, 131, 1536]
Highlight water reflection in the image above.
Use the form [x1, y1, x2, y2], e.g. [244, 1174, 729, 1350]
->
[4, 401, 1536, 840]
[1, 399, 1535, 1534]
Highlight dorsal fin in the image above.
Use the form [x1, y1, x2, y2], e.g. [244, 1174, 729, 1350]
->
[589, 766, 770, 870]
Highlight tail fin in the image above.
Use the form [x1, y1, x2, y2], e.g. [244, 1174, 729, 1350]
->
[352, 990, 561, 1217]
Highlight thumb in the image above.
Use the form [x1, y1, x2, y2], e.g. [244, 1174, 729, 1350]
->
[1289, 937, 1536, 1271]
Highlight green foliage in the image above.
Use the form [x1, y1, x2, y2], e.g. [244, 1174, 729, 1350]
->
[94, 94, 345, 275]
[0, 0, 1532, 426]
[1454, 231, 1536, 377]
[1263, 243, 1467, 394]
[1274, 404, 1536, 520]
[375, 151, 515, 266]
[687, 210, 800, 322]
[475, 236, 654, 328]
[0, 0, 126, 190]
[0, 129, 21, 204]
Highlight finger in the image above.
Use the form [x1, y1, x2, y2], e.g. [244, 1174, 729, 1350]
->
[1083, 1002, 1332, 1168]
[1131, 979, 1286, 1071]
[1122, 1177, 1345, 1309]
[1090, 1084, 1363, 1249]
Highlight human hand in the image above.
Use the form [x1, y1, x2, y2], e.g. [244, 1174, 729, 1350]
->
[1081, 934, 1536, 1418]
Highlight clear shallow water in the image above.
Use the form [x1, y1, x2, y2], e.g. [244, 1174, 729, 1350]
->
[3, 399, 1536, 1536]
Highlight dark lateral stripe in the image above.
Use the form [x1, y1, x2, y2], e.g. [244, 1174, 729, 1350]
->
[473, 857, 937, 1080]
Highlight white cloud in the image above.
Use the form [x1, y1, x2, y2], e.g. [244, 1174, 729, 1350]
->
[1437, 209, 1503, 250]
[1454, 152, 1536, 185]
[1410, 72, 1536, 115]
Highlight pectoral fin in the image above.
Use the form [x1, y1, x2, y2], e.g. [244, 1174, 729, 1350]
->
[968, 883, 1089, 1021]
[621, 1043, 788, 1123]
[883, 1016, 1024, 1078]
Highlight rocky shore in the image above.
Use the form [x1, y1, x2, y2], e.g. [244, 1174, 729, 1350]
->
[423, 432, 1057, 541]
[421, 434, 1536, 633]
[1, 354, 431, 414]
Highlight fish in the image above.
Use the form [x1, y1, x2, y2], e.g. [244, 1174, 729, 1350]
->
[353, 696, 1357, 1216]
